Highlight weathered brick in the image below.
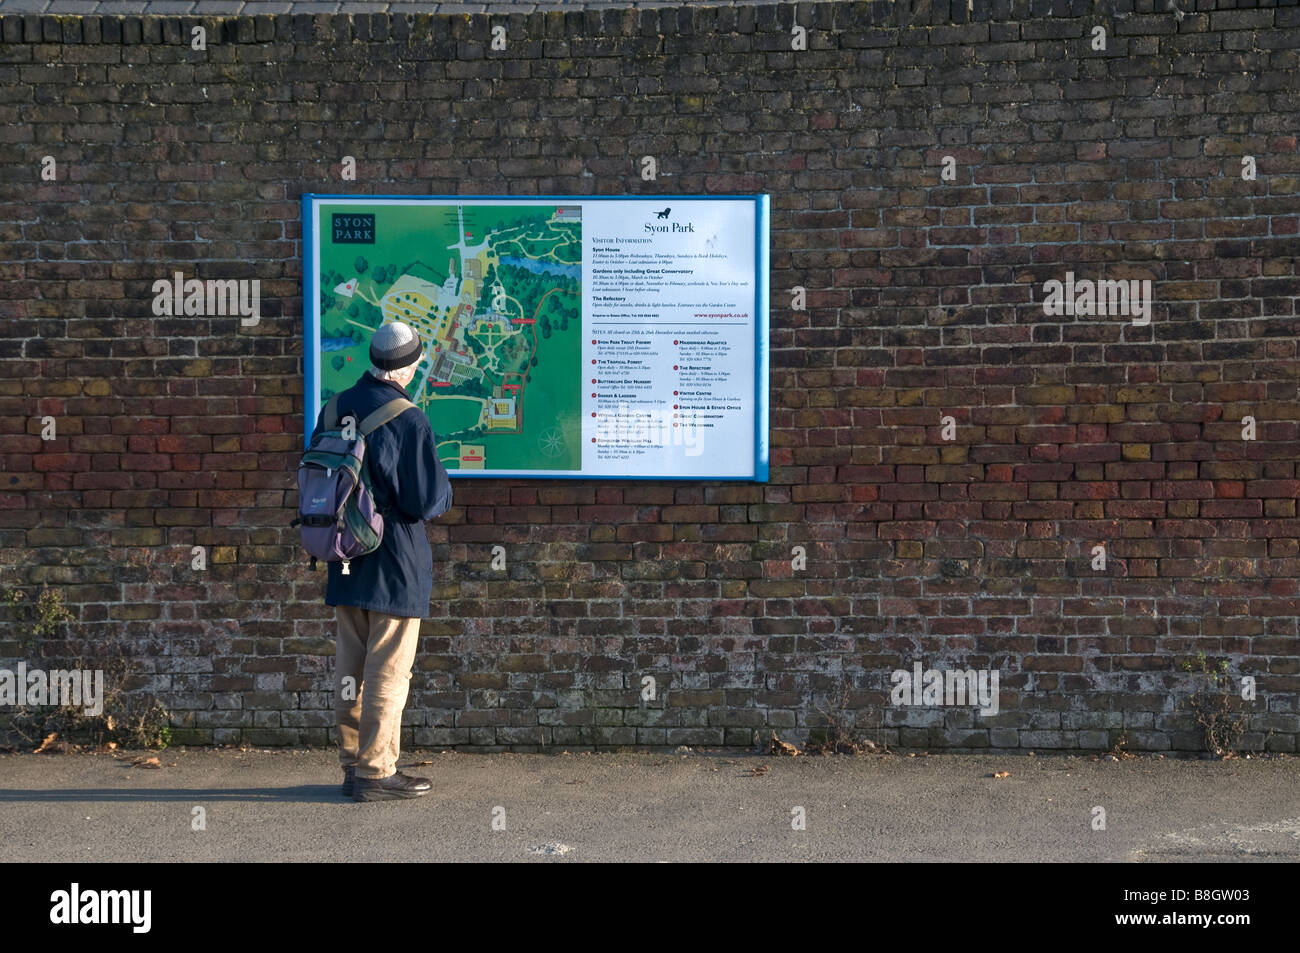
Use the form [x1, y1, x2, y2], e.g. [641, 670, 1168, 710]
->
[0, 1, 1294, 756]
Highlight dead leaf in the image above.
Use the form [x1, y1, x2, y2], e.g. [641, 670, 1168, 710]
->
[34, 732, 57, 754]
[131, 756, 163, 768]
[749, 764, 771, 776]
[992, 770, 1010, 779]
[803, 735, 883, 756]
[106, 742, 117, 750]
[765, 732, 801, 757]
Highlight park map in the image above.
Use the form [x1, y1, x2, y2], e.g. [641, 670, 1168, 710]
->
[317, 203, 582, 471]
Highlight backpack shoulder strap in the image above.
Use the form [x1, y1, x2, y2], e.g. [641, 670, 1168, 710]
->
[322, 394, 341, 432]
[358, 397, 418, 437]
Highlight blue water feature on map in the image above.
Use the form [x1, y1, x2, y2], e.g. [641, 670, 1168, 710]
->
[322, 337, 359, 351]
[498, 256, 581, 279]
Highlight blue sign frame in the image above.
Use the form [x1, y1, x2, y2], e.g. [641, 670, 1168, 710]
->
[302, 193, 769, 482]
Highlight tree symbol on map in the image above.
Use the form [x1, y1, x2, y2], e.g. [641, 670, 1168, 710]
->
[538, 427, 565, 458]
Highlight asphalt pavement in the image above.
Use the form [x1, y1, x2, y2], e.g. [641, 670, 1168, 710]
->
[1, 748, 1297, 862]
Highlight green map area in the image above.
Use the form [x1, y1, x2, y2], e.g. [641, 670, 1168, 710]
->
[318, 203, 582, 471]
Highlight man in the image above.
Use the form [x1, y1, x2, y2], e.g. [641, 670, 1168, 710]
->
[311, 320, 453, 802]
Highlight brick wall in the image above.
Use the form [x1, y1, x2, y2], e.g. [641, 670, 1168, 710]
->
[1, 0, 1297, 752]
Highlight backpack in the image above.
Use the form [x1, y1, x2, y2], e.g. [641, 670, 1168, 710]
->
[291, 393, 417, 575]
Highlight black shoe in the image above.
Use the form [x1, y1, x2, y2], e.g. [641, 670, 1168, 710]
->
[341, 765, 356, 797]
[352, 770, 431, 802]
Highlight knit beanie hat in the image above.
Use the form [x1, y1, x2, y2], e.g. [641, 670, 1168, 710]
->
[370, 321, 423, 371]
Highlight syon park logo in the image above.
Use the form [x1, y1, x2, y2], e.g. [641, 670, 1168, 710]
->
[332, 213, 375, 243]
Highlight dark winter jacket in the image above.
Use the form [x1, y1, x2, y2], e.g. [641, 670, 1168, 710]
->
[311, 371, 453, 618]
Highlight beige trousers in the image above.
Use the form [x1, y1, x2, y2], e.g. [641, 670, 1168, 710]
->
[334, 605, 421, 780]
